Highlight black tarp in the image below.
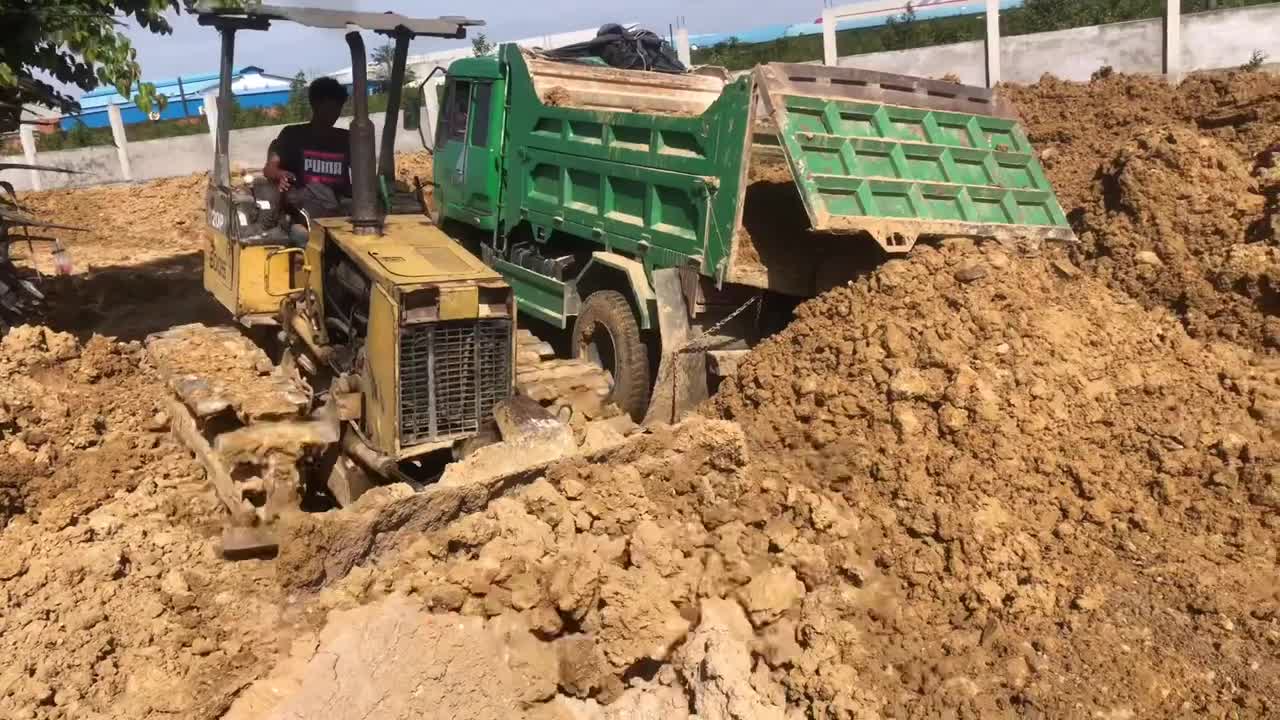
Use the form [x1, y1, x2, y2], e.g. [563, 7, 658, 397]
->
[544, 24, 686, 74]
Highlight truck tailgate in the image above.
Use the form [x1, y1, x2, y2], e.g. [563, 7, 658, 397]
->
[754, 63, 1074, 253]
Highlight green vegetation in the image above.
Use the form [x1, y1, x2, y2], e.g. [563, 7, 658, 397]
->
[692, 0, 1277, 70]
[472, 33, 495, 57]
[1, 0, 243, 133]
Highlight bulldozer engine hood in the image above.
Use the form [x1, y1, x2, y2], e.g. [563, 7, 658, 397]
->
[317, 214, 504, 291]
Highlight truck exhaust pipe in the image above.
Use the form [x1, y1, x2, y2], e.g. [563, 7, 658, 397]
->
[345, 31, 381, 235]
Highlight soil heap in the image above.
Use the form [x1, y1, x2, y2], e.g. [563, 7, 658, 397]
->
[0, 328, 291, 720]
[714, 239, 1279, 717]
[1008, 71, 1280, 352]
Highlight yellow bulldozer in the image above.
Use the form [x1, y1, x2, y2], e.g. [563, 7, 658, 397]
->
[149, 4, 610, 557]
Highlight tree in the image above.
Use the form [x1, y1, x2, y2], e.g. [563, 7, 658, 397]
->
[371, 41, 418, 88]
[283, 70, 309, 122]
[0, 0, 241, 133]
[471, 33, 495, 57]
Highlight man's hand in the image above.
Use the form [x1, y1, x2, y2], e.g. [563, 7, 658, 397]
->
[276, 170, 296, 193]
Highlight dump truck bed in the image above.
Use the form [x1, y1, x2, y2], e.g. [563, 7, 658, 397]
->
[498, 47, 1073, 297]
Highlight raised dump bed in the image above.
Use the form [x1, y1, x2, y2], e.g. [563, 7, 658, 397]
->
[468, 46, 1073, 301]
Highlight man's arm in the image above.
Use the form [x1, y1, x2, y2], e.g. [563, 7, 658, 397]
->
[263, 129, 296, 192]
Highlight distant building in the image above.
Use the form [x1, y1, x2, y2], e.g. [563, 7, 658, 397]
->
[21, 104, 62, 134]
[60, 66, 296, 130]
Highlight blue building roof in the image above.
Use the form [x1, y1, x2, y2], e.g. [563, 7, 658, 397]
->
[78, 66, 266, 110]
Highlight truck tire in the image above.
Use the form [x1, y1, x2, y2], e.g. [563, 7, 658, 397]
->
[572, 290, 650, 421]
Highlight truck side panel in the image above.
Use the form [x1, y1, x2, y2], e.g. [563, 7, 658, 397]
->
[498, 46, 753, 283]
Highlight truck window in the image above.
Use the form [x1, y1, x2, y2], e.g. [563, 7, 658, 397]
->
[470, 83, 492, 148]
[441, 80, 471, 144]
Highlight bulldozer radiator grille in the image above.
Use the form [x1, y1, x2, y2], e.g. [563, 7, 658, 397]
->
[399, 319, 512, 446]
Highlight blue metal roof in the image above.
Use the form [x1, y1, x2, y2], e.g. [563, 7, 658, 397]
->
[78, 66, 266, 109]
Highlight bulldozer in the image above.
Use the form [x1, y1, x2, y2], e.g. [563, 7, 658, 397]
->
[149, 3, 609, 558]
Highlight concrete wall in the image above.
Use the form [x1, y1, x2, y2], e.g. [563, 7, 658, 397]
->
[835, 4, 1280, 85]
[2, 110, 429, 192]
[7, 4, 1279, 192]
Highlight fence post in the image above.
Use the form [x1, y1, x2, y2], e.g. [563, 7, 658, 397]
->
[422, 76, 442, 151]
[18, 124, 41, 191]
[1164, 0, 1182, 82]
[203, 90, 220, 150]
[985, 0, 1002, 87]
[106, 103, 133, 182]
[822, 8, 838, 66]
[675, 27, 692, 67]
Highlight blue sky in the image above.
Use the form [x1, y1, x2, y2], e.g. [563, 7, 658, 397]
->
[124, 0, 824, 83]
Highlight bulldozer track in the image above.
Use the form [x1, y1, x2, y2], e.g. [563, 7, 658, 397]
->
[514, 328, 616, 422]
[145, 324, 336, 553]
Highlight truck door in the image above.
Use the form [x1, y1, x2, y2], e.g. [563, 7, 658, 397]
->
[436, 78, 499, 228]
[436, 78, 472, 221]
[462, 81, 498, 225]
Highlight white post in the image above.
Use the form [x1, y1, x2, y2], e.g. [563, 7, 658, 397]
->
[422, 76, 442, 151]
[18, 124, 41, 191]
[985, 0, 1001, 88]
[203, 90, 220, 150]
[1164, 0, 1182, 82]
[675, 27, 691, 67]
[822, 8, 838, 66]
[106, 103, 132, 181]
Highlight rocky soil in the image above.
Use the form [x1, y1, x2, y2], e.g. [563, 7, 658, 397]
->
[1008, 70, 1280, 352]
[1, 83, 1278, 720]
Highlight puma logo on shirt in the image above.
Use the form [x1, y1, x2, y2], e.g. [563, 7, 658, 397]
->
[303, 150, 346, 185]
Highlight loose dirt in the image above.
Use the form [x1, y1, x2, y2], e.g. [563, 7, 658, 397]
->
[714, 239, 1280, 718]
[3, 92, 1279, 720]
[0, 328, 294, 720]
[1008, 70, 1280, 352]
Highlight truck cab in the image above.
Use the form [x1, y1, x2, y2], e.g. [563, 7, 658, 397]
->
[433, 57, 505, 231]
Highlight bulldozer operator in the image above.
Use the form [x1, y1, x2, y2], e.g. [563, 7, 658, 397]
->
[257, 77, 352, 243]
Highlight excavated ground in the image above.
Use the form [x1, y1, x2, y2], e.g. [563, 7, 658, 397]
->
[1, 84, 1279, 720]
[1007, 70, 1280, 352]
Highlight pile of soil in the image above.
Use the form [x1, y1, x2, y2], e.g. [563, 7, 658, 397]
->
[714, 240, 1280, 717]
[242, 419, 806, 719]
[1008, 71, 1280, 351]
[19, 174, 207, 272]
[0, 328, 289, 720]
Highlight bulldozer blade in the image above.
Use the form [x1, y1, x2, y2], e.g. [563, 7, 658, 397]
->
[438, 396, 577, 486]
[220, 525, 279, 560]
[642, 268, 708, 427]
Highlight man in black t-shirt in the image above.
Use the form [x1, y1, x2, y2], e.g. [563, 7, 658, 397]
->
[262, 77, 351, 221]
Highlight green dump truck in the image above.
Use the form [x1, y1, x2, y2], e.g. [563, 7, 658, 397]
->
[429, 45, 1073, 422]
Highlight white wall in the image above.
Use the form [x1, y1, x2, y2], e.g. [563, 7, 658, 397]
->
[835, 4, 1280, 85]
[1, 111, 429, 192]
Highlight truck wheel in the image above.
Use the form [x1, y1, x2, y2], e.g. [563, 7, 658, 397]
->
[572, 290, 650, 421]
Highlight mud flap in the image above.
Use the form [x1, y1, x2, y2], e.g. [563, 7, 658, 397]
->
[642, 268, 708, 427]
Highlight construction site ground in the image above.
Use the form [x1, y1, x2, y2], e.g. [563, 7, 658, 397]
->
[1, 67, 1279, 720]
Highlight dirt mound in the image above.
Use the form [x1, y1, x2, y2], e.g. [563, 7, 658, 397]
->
[395, 150, 433, 186]
[1008, 70, 1280, 214]
[225, 598, 527, 720]
[0, 329, 291, 720]
[1008, 71, 1280, 352]
[19, 174, 207, 273]
[269, 419, 802, 717]
[1080, 127, 1277, 348]
[713, 239, 1280, 717]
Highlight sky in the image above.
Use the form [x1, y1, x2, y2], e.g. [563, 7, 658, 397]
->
[123, 0, 825, 84]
